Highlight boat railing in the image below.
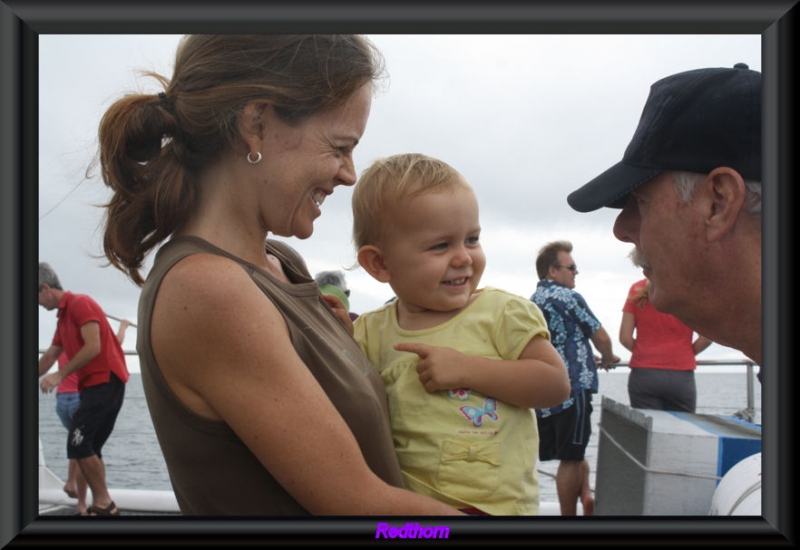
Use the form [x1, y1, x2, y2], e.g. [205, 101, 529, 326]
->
[38, 349, 140, 355]
[45, 313, 759, 418]
[39, 351, 759, 421]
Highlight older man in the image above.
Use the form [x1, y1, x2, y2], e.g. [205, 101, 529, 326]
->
[567, 64, 761, 378]
[38, 262, 130, 515]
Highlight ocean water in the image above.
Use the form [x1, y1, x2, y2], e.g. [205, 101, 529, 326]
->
[39, 373, 173, 492]
[38, 369, 761, 506]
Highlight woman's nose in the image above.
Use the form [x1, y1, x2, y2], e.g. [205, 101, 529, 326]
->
[336, 156, 357, 186]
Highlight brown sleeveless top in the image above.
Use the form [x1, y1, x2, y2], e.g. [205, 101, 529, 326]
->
[137, 236, 404, 515]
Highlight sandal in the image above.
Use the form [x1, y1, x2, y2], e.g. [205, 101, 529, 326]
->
[87, 501, 119, 516]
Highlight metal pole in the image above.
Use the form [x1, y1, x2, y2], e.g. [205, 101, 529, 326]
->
[745, 361, 756, 421]
[105, 313, 137, 329]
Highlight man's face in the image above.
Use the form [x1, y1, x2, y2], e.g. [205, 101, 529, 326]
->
[612, 172, 705, 315]
[38, 284, 59, 311]
[549, 251, 578, 289]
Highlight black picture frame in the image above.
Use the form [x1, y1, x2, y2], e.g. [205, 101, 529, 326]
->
[3, 1, 795, 546]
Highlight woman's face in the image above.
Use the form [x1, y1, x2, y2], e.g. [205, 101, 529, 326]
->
[257, 84, 373, 239]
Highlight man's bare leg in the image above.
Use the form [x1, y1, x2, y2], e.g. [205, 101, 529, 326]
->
[556, 459, 594, 515]
[76, 455, 115, 512]
[579, 458, 594, 516]
[556, 459, 582, 515]
[63, 459, 78, 498]
[63, 459, 90, 514]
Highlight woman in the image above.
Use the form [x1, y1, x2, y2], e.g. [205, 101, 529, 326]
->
[97, 35, 460, 516]
[619, 278, 712, 412]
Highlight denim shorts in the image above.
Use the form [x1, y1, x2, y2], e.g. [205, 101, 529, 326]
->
[55, 392, 81, 431]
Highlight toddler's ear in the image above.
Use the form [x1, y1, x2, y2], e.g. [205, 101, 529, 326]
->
[357, 245, 391, 283]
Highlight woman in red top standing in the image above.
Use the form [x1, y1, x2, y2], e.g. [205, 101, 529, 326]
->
[619, 278, 712, 412]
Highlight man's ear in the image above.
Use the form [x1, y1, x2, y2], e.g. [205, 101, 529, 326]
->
[704, 168, 747, 242]
[357, 245, 391, 283]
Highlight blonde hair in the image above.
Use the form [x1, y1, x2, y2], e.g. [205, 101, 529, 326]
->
[628, 279, 651, 309]
[352, 153, 469, 249]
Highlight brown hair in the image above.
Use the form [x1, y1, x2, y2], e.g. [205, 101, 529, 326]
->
[352, 153, 468, 249]
[535, 240, 573, 280]
[98, 34, 385, 285]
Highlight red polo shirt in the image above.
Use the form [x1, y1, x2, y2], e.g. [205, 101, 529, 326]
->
[56, 351, 80, 394]
[52, 291, 130, 391]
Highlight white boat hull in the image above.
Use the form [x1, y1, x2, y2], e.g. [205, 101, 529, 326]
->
[709, 452, 762, 516]
[38, 438, 180, 515]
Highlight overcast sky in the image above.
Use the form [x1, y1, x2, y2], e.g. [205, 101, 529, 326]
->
[38, 34, 761, 372]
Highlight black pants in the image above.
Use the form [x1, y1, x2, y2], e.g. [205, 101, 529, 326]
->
[67, 372, 126, 460]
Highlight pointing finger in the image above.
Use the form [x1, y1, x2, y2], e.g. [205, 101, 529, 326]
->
[394, 342, 430, 358]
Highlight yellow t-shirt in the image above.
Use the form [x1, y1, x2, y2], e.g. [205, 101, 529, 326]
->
[354, 287, 550, 515]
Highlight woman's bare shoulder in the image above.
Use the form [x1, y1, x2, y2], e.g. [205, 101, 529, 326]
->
[151, 252, 288, 416]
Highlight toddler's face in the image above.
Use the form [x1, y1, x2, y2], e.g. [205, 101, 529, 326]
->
[381, 185, 485, 314]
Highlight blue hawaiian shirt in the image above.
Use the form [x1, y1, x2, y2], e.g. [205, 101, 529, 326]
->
[531, 279, 601, 418]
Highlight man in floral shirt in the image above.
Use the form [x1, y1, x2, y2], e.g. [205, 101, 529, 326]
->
[531, 241, 619, 516]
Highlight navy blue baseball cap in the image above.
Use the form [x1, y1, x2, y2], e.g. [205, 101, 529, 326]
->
[567, 63, 761, 212]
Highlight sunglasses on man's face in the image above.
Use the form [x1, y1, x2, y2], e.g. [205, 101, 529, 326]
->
[555, 264, 577, 272]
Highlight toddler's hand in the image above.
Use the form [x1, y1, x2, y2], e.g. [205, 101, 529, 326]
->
[321, 293, 354, 335]
[394, 342, 465, 392]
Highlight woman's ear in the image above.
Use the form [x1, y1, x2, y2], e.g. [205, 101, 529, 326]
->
[704, 167, 747, 242]
[239, 101, 269, 153]
[357, 245, 391, 283]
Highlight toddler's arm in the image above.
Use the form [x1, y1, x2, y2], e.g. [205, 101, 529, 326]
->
[394, 337, 570, 409]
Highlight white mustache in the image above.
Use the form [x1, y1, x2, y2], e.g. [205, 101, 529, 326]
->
[628, 247, 650, 269]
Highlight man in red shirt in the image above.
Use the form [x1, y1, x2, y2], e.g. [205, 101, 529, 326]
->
[38, 262, 130, 516]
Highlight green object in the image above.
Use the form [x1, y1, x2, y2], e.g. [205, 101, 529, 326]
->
[319, 284, 350, 312]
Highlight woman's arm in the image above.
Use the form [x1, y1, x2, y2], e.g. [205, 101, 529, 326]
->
[152, 254, 461, 516]
[619, 311, 636, 353]
[395, 335, 570, 409]
[692, 334, 713, 355]
[116, 319, 132, 344]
